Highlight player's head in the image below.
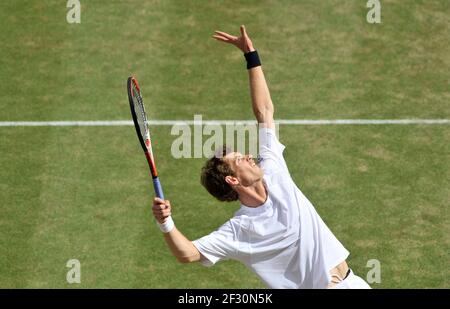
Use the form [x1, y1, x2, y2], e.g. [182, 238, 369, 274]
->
[200, 146, 263, 202]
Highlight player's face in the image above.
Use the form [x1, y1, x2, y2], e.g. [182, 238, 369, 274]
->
[225, 152, 263, 187]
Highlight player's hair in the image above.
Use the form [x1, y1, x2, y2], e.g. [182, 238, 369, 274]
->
[200, 146, 239, 202]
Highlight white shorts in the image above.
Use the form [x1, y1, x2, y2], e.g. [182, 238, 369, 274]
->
[331, 269, 372, 289]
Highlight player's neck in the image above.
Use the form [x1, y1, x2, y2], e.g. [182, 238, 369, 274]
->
[237, 180, 267, 208]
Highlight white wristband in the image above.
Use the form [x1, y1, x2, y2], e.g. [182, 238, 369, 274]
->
[157, 216, 175, 233]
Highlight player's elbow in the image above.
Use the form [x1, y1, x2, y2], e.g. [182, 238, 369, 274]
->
[266, 102, 274, 117]
[176, 251, 200, 264]
[176, 255, 197, 264]
[255, 103, 274, 124]
[176, 257, 190, 264]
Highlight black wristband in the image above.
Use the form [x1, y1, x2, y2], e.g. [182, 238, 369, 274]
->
[244, 50, 261, 69]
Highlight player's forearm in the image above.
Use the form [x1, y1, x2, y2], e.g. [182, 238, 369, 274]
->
[163, 227, 200, 263]
[248, 66, 274, 126]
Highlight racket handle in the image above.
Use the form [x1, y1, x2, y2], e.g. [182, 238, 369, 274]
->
[152, 177, 165, 200]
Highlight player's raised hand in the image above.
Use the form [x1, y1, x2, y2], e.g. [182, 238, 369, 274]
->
[152, 197, 172, 224]
[213, 25, 255, 53]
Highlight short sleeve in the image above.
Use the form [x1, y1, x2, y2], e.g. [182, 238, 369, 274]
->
[258, 127, 288, 174]
[192, 221, 236, 267]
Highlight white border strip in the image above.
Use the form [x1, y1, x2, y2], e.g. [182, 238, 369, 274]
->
[0, 119, 448, 127]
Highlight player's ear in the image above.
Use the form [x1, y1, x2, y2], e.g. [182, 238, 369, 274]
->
[225, 175, 239, 186]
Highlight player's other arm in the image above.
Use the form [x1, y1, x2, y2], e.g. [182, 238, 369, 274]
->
[152, 198, 201, 263]
[248, 66, 275, 129]
[213, 25, 275, 130]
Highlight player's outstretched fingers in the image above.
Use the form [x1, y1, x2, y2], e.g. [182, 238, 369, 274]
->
[212, 34, 228, 42]
[214, 31, 236, 40]
[239, 25, 254, 52]
[240, 25, 247, 38]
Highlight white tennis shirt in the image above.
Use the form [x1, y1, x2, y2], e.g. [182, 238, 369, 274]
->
[192, 127, 349, 288]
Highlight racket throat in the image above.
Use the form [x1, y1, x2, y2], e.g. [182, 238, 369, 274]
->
[144, 150, 158, 178]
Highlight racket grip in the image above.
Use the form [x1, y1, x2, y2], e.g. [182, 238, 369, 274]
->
[152, 177, 165, 200]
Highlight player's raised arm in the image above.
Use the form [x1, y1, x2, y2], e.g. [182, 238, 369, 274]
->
[213, 25, 275, 129]
[152, 198, 201, 263]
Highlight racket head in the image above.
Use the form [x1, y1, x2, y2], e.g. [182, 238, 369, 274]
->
[127, 76, 160, 179]
[127, 76, 149, 152]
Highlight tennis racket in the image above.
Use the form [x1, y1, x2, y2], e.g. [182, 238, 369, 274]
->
[127, 76, 164, 199]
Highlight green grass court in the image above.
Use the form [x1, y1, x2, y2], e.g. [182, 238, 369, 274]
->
[0, 1, 449, 288]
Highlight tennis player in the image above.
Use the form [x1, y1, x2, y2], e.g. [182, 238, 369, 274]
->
[152, 25, 371, 289]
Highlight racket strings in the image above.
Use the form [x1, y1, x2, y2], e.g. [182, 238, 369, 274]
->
[132, 86, 149, 140]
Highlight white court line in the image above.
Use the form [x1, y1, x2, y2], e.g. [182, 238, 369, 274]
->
[0, 119, 449, 126]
